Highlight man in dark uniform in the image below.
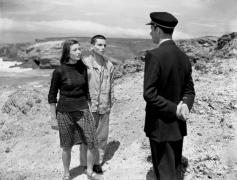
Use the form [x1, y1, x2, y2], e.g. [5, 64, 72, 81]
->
[143, 12, 195, 180]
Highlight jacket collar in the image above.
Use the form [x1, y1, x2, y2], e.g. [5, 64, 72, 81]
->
[91, 52, 108, 71]
[158, 38, 171, 46]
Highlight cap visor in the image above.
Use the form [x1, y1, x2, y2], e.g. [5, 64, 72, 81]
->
[146, 22, 152, 25]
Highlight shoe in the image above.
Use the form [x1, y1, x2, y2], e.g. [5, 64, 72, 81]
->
[62, 174, 71, 180]
[87, 171, 104, 180]
[93, 164, 103, 174]
[80, 165, 87, 172]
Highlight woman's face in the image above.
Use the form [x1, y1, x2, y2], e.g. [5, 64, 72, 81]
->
[69, 43, 82, 62]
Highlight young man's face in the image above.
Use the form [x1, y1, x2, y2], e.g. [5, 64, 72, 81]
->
[150, 25, 160, 44]
[92, 38, 106, 56]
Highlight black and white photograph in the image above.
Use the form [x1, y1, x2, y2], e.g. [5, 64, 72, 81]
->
[0, 0, 237, 179]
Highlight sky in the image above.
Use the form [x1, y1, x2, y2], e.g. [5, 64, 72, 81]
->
[0, 0, 237, 43]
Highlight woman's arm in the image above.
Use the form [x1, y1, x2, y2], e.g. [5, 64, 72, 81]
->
[48, 69, 61, 130]
[49, 103, 58, 130]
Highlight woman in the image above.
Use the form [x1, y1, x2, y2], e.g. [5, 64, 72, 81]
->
[48, 39, 101, 180]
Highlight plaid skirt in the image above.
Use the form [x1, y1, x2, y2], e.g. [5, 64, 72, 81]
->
[56, 109, 98, 149]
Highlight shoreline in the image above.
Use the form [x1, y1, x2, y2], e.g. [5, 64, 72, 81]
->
[0, 57, 32, 73]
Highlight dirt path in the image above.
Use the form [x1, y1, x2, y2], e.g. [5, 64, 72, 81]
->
[224, 74, 237, 180]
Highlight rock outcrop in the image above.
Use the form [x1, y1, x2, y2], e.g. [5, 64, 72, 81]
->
[19, 41, 63, 69]
[2, 88, 46, 116]
[176, 37, 217, 64]
[0, 32, 236, 74]
[214, 32, 237, 58]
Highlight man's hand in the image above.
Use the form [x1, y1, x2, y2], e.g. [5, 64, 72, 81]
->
[176, 101, 190, 121]
[50, 117, 59, 130]
[176, 101, 183, 119]
[180, 103, 189, 121]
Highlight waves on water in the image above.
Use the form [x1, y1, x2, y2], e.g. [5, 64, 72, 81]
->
[0, 57, 32, 73]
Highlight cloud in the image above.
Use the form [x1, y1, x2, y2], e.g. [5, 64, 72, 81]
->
[173, 31, 192, 39]
[0, 18, 192, 42]
[228, 20, 237, 33]
[190, 22, 218, 28]
[2, 0, 236, 43]
[0, 18, 148, 38]
[84, 12, 108, 16]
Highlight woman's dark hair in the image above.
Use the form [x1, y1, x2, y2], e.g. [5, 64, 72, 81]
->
[90, 35, 106, 45]
[60, 39, 79, 64]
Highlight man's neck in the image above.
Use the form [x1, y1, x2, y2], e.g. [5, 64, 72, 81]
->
[92, 51, 105, 66]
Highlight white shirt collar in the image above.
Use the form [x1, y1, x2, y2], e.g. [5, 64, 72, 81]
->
[158, 38, 171, 47]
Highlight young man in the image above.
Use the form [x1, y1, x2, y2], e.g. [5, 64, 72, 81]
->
[143, 12, 195, 180]
[81, 35, 115, 173]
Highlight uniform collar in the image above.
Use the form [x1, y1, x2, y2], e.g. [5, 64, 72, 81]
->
[158, 38, 172, 47]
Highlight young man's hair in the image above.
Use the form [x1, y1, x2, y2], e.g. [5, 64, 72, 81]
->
[90, 35, 106, 45]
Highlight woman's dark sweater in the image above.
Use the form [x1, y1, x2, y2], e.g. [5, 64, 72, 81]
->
[48, 61, 90, 112]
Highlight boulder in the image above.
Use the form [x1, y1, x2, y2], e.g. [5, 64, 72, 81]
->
[20, 41, 63, 68]
[1, 89, 45, 116]
[214, 32, 237, 58]
[176, 37, 217, 65]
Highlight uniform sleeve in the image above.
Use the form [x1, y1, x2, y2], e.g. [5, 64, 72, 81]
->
[143, 51, 177, 119]
[182, 63, 195, 110]
[48, 69, 61, 104]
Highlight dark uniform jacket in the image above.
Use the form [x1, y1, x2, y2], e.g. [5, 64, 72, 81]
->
[143, 40, 195, 142]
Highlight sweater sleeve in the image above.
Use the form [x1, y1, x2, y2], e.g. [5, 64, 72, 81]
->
[48, 69, 61, 104]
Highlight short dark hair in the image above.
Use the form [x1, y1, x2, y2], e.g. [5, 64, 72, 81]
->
[90, 35, 106, 45]
[60, 39, 79, 64]
[154, 25, 174, 35]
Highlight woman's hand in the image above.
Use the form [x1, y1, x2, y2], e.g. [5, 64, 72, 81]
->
[50, 117, 59, 130]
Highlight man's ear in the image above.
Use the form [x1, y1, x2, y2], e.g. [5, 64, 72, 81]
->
[156, 26, 160, 35]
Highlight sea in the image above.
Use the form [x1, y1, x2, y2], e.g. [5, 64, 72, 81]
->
[0, 57, 52, 86]
[0, 57, 32, 74]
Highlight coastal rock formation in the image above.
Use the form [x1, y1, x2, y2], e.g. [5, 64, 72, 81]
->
[19, 41, 63, 69]
[2, 88, 45, 116]
[176, 36, 217, 64]
[0, 32, 236, 79]
[0, 32, 236, 72]
[214, 32, 237, 58]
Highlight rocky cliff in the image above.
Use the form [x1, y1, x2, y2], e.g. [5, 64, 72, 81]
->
[0, 33, 235, 73]
[0, 33, 236, 72]
[215, 32, 237, 58]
